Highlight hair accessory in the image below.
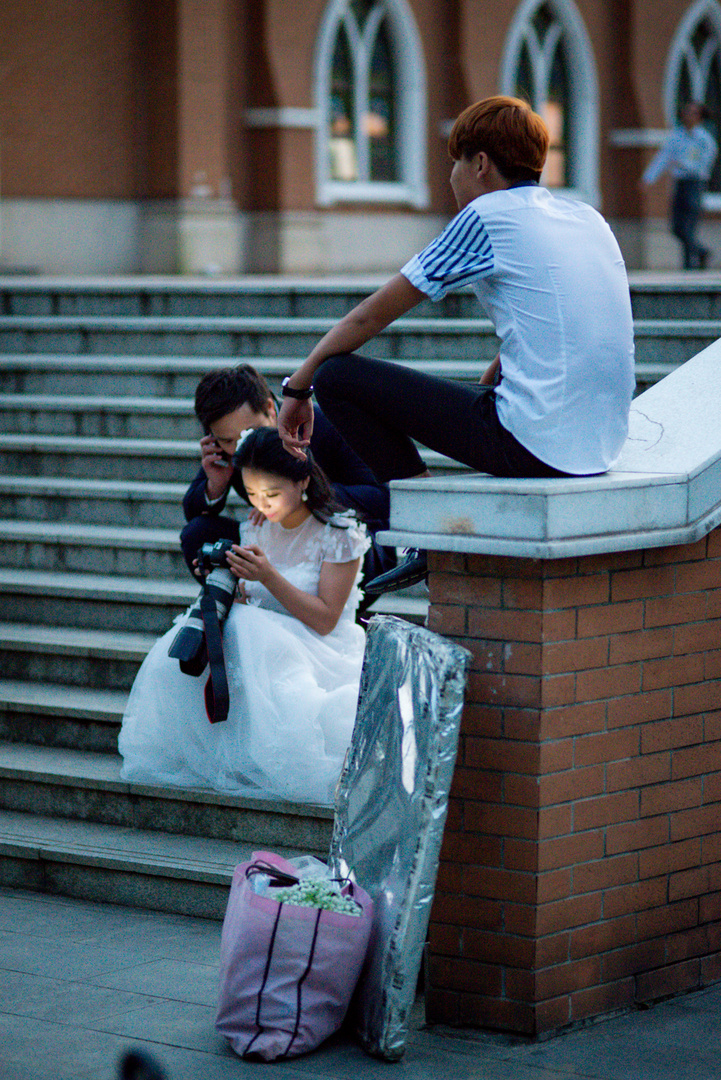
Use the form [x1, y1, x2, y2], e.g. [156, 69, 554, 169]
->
[234, 428, 255, 455]
[281, 377, 314, 400]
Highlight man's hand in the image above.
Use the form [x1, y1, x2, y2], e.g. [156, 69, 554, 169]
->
[199, 434, 232, 500]
[277, 397, 315, 460]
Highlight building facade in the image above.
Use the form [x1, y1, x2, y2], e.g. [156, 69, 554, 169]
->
[2, 0, 721, 275]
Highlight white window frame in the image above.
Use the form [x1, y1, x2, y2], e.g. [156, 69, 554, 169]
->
[664, 0, 721, 210]
[500, 0, 600, 206]
[314, 0, 428, 207]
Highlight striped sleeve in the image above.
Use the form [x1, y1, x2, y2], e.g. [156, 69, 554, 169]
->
[401, 205, 494, 300]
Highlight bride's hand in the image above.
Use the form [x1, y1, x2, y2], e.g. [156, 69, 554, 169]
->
[227, 543, 271, 583]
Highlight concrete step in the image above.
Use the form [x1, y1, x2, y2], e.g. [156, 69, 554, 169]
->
[1, 272, 719, 320]
[0, 567, 195, 634]
[0, 394, 202, 440]
[0, 520, 191, 580]
[0, 476, 194, 529]
[0, 742, 334, 852]
[0, 432, 468, 481]
[0, 621, 154, 690]
[0, 679, 126, 753]
[0, 808, 241, 918]
[0, 313, 502, 361]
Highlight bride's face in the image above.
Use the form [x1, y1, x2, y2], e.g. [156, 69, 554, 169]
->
[242, 467, 310, 528]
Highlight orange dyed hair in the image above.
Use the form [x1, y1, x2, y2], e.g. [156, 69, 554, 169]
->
[448, 96, 549, 182]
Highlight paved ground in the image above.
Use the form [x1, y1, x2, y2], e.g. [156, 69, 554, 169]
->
[1, 886, 720, 1080]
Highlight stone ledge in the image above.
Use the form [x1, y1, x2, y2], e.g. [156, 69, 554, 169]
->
[380, 337, 721, 559]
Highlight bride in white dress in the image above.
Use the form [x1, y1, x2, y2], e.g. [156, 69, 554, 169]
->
[118, 427, 368, 805]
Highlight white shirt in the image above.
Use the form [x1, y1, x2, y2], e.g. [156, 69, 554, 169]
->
[401, 184, 636, 475]
[643, 124, 718, 184]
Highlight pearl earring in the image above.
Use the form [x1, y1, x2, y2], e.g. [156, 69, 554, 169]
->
[301, 492, 308, 502]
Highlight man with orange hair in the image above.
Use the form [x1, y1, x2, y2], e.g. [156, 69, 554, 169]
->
[278, 96, 635, 593]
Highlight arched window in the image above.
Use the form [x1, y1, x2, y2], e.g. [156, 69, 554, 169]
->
[665, 1, 721, 196]
[315, 0, 428, 206]
[500, 0, 599, 204]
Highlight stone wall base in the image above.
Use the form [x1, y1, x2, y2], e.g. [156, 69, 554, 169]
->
[425, 529, 721, 1036]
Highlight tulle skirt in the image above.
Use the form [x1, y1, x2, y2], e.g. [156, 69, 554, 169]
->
[118, 602, 366, 805]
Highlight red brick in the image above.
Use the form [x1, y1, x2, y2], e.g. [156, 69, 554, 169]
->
[463, 928, 535, 967]
[464, 737, 540, 774]
[700, 890, 721, 923]
[539, 739, 574, 773]
[538, 765, 605, 807]
[602, 939, 667, 980]
[569, 914, 636, 959]
[451, 764, 502, 802]
[606, 752, 671, 793]
[603, 877, 667, 918]
[538, 803, 573, 839]
[675, 560, 721, 593]
[460, 702, 503, 737]
[644, 593, 707, 628]
[642, 653, 704, 692]
[457, 993, 536, 1035]
[427, 604, 466, 636]
[537, 868, 572, 903]
[570, 979, 635, 1023]
[674, 679, 721, 717]
[502, 577, 543, 609]
[502, 708, 542, 741]
[503, 640, 543, 675]
[504, 902, 536, 935]
[708, 527, 721, 557]
[439, 831, 503, 867]
[468, 608, 543, 642]
[429, 572, 502, 607]
[465, 802, 538, 838]
[464, 865, 536, 903]
[672, 741, 721, 779]
[606, 815, 669, 855]
[538, 830, 605, 871]
[585, 550, 644, 573]
[431, 893, 503, 931]
[573, 853, 639, 894]
[611, 565, 675, 602]
[638, 837, 701, 880]
[536, 932, 570, 967]
[701, 953, 721, 985]
[704, 771, 721, 802]
[608, 626, 673, 664]
[424, 987, 460, 1026]
[635, 958, 701, 1002]
[504, 774, 541, 807]
[574, 729, 639, 768]
[704, 650, 721, 679]
[704, 587, 721, 618]
[546, 557, 581, 577]
[539, 701, 606, 740]
[640, 715, 703, 754]
[669, 865, 714, 902]
[674, 619, 721, 655]
[542, 609, 577, 642]
[576, 663, 641, 702]
[535, 957, 603, 1000]
[543, 637, 608, 675]
[701, 830, 721, 864]
[428, 955, 503, 995]
[545, 574, 610, 609]
[468, 671, 541, 708]
[703, 711, 721, 741]
[535, 995, 571, 1034]
[644, 538, 706, 565]
[577, 600, 643, 638]
[607, 688, 672, 729]
[671, 803, 721, 841]
[640, 777, 703, 817]
[434, 861, 465, 893]
[536, 893, 603, 935]
[504, 838, 538, 872]
[505, 967, 536, 1000]
[430, 550, 466, 574]
[665, 924, 713, 963]
[573, 791, 639, 832]
[636, 897, 698, 939]
[541, 673, 576, 708]
[427, 922, 461, 955]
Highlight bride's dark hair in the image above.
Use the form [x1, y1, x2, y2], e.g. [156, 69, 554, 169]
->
[232, 427, 346, 525]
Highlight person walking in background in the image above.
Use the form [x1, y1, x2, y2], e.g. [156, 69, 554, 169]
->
[642, 101, 718, 269]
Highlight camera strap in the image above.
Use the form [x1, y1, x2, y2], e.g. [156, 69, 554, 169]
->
[200, 590, 230, 724]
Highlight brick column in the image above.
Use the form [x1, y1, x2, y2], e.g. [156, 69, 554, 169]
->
[425, 527, 721, 1035]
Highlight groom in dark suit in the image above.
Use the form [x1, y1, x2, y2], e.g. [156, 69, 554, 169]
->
[181, 364, 394, 590]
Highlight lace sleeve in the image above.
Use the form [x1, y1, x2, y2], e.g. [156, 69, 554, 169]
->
[320, 513, 370, 564]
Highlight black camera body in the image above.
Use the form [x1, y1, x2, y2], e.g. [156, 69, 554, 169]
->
[198, 539, 234, 572]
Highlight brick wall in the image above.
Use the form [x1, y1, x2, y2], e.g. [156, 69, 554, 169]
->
[425, 527, 721, 1036]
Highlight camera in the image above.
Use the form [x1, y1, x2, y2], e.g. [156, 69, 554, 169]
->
[168, 542, 237, 675]
[198, 539, 234, 572]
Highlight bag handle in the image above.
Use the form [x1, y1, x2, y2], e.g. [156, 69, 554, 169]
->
[246, 860, 299, 888]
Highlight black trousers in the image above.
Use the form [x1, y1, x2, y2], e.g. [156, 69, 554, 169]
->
[313, 353, 569, 484]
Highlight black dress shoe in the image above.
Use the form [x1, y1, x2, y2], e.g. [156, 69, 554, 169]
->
[364, 548, 428, 595]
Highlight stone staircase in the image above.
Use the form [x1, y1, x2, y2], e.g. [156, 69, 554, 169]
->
[0, 273, 717, 919]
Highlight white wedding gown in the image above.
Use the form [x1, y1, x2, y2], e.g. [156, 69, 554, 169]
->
[118, 513, 368, 805]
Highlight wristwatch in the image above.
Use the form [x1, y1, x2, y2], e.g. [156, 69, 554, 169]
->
[281, 377, 314, 400]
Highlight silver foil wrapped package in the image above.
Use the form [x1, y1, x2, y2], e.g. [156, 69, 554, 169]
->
[329, 615, 471, 1061]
